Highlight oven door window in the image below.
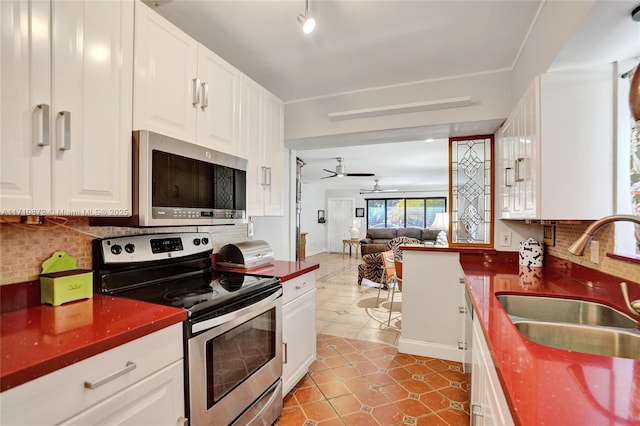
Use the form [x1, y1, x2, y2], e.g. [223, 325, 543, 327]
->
[206, 307, 277, 408]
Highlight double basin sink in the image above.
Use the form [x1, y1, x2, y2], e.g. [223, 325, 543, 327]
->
[496, 294, 640, 360]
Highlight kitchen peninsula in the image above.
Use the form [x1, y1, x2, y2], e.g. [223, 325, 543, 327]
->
[400, 246, 640, 425]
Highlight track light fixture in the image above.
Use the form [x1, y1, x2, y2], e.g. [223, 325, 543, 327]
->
[297, 0, 315, 34]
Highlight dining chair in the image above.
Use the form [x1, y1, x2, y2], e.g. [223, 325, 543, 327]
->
[387, 259, 403, 326]
[375, 250, 396, 307]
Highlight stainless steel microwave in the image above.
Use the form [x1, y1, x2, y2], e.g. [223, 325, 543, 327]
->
[92, 131, 247, 227]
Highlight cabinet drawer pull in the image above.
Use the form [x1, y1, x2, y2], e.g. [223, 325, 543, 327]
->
[201, 81, 209, 110]
[261, 166, 268, 187]
[192, 77, 201, 107]
[58, 111, 71, 151]
[35, 104, 50, 147]
[84, 361, 136, 389]
[295, 281, 308, 290]
[458, 306, 466, 314]
[283, 342, 288, 364]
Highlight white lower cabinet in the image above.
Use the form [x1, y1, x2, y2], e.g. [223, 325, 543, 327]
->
[282, 272, 317, 395]
[470, 314, 513, 426]
[0, 324, 185, 426]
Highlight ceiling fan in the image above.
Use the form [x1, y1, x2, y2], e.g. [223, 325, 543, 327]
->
[360, 179, 399, 194]
[322, 157, 375, 179]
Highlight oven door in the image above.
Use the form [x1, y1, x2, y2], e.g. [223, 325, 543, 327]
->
[187, 288, 282, 426]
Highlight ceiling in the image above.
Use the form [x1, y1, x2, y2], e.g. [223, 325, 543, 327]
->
[149, 0, 640, 191]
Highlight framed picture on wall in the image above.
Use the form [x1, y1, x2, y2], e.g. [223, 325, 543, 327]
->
[355, 208, 365, 217]
[318, 210, 326, 223]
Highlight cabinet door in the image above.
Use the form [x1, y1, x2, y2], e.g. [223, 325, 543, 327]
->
[60, 361, 185, 426]
[133, 1, 197, 143]
[240, 76, 265, 216]
[498, 121, 513, 217]
[262, 91, 284, 216]
[196, 46, 239, 154]
[282, 289, 317, 395]
[0, 0, 52, 212]
[521, 78, 539, 217]
[51, 0, 133, 214]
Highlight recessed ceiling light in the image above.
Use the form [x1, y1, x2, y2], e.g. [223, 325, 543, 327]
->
[424, 138, 435, 143]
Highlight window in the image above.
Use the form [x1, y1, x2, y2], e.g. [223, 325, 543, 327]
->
[366, 198, 446, 229]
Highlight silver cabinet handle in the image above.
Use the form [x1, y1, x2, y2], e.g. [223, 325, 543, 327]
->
[35, 104, 50, 147]
[471, 404, 483, 426]
[283, 342, 288, 364]
[84, 361, 136, 389]
[201, 81, 209, 110]
[58, 111, 71, 151]
[515, 157, 526, 182]
[504, 167, 513, 187]
[459, 277, 465, 284]
[261, 166, 268, 187]
[295, 281, 308, 290]
[458, 306, 466, 314]
[266, 167, 272, 187]
[192, 77, 200, 107]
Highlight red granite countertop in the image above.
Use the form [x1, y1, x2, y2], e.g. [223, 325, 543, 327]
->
[0, 295, 186, 392]
[460, 255, 640, 425]
[214, 259, 320, 282]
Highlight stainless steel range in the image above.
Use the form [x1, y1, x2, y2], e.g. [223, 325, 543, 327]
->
[93, 232, 283, 426]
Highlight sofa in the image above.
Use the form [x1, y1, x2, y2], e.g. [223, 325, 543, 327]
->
[357, 236, 419, 286]
[359, 228, 440, 255]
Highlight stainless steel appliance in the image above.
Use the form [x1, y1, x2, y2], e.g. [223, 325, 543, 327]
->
[91, 131, 248, 227]
[216, 240, 274, 269]
[93, 232, 282, 425]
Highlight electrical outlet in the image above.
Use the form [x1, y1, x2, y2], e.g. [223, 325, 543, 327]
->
[500, 231, 512, 247]
[590, 240, 599, 264]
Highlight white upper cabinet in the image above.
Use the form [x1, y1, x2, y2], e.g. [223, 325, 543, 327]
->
[132, 0, 197, 143]
[498, 66, 613, 220]
[1, 0, 133, 215]
[133, 1, 240, 155]
[239, 76, 285, 217]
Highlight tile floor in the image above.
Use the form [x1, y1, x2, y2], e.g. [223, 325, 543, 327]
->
[276, 252, 470, 425]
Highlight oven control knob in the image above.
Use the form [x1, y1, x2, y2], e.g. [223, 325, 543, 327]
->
[125, 243, 135, 254]
[202, 237, 209, 245]
[193, 238, 201, 246]
[110, 244, 122, 255]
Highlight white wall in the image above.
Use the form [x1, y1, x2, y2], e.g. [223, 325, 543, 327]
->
[300, 183, 328, 256]
[510, 0, 595, 104]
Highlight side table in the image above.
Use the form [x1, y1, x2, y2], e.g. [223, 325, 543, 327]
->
[342, 239, 360, 259]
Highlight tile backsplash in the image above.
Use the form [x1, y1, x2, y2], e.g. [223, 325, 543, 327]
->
[546, 222, 640, 283]
[0, 217, 249, 285]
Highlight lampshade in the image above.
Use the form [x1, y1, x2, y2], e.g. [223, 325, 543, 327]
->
[431, 212, 448, 231]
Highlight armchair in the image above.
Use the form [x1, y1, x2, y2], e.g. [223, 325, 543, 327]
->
[357, 236, 419, 286]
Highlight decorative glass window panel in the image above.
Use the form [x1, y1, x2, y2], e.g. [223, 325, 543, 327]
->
[450, 136, 494, 246]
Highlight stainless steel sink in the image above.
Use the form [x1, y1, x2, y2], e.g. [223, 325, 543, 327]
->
[496, 294, 638, 329]
[513, 320, 640, 360]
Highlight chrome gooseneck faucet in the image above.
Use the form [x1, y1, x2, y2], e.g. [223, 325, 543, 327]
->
[567, 214, 640, 316]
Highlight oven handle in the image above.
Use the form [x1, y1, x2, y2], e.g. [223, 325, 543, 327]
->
[192, 288, 282, 334]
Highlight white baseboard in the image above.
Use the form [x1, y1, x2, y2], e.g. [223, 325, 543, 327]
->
[306, 248, 329, 257]
[398, 337, 463, 363]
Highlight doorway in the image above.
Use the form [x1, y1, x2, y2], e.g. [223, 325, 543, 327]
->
[328, 198, 355, 253]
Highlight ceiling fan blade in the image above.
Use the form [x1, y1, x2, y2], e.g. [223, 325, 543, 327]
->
[345, 173, 375, 177]
[322, 169, 335, 174]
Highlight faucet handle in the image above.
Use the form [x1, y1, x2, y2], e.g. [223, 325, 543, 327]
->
[619, 282, 640, 316]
